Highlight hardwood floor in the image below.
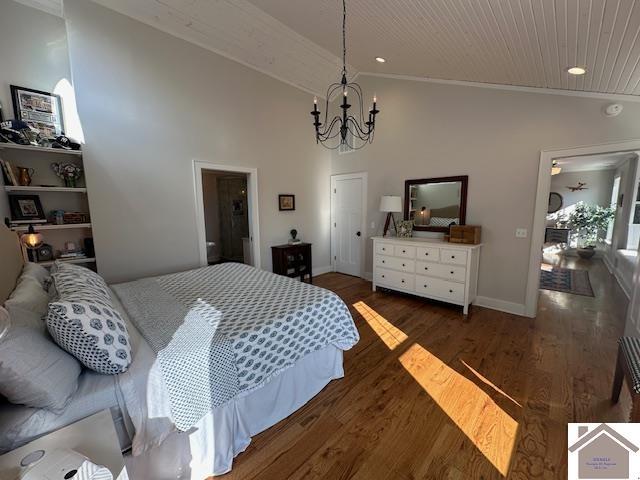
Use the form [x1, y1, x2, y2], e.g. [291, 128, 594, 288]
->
[220, 256, 629, 479]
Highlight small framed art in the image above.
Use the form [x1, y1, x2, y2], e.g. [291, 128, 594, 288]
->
[11, 85, 65, 138]
[9, 195, 46, 222]
[279, 194, 295, 211]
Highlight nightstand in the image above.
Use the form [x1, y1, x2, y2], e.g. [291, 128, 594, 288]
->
[272, 242, 313, 283]
[0, 409, 127, 479]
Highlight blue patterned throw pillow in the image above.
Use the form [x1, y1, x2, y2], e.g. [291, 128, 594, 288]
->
[47, 300, 132, 374]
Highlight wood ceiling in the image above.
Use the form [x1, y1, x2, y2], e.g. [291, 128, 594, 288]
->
[14, 0, 640, 98]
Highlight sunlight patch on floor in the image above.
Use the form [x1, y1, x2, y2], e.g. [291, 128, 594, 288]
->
[460, 359, 522, 408]
[399, 343, 518, 476]
[353, 301, 407, 350]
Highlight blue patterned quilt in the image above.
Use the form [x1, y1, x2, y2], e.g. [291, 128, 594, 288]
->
[112, 263, 359, 431]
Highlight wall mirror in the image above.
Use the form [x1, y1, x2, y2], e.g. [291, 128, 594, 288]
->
[404, 176, 468, 232]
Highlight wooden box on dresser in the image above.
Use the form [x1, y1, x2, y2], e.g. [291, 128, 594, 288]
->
[371, 236, 481, 315]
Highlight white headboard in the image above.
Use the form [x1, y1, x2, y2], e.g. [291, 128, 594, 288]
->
[0, 225, 23, 304]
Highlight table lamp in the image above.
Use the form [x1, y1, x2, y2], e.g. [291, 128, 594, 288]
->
[380, 195, 402, 237]
[21, 225, 43, 262]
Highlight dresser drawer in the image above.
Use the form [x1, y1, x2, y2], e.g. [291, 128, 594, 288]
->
[431, 263, 466, 283]
[440, 248, 467, 266]
[375, 268, 414, 290]
[394, 245, 416, 258]
[416, 261, 438, 276]
[375, 255, 415, 272]
[416, 246, 440, 262]
[415, 275, 465, 302]
[375, 242, 394, 255]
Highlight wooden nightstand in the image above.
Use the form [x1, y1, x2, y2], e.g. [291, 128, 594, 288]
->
[272, 243, 313, 283]
[0, 410, 127, 479]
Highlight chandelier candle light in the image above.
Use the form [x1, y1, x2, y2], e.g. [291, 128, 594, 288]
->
[311, 0, 379, 150]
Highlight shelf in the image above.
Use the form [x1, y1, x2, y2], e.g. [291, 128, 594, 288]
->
[35, 257, 96, 267]
[11, 223, 91, 232]
[4, 186, 87, 193]
[0, 143, 82, 156]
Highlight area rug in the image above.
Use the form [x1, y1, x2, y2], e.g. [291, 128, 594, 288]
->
[540, 265, 594, 297]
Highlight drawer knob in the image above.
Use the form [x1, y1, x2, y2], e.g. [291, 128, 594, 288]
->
[449, 289, 453, 293]
[402, 250, 406, 253]
[451, 255, 456, 259]
[401, 279, 405, 283]
[382, 275, 385, 278]
[423, 284, 427, 288]
[450, 271, 454, 274]
[402, 263, 406, 267]
[425, 252, 429, 255]
[424, 267, 428, 270]
[382, 260, 385, 263]
[382, 248, 386, 251]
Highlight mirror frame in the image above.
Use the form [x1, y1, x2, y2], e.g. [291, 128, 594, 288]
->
[404, 175, 469, 233]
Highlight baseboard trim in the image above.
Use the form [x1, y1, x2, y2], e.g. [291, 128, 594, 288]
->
[602, 254, 614, 273]
[313, 265, 334, 276]
[473, 296, 528, 317]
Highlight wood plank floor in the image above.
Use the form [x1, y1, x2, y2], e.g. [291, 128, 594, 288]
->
[218, 256, 629, 479]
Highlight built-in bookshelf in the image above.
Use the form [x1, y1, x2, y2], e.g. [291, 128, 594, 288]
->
[0, 144, 96, 270]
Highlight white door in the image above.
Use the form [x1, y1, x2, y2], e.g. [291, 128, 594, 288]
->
[331, 173, 366, 277]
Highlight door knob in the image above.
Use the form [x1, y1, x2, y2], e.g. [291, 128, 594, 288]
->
[356, 231, 361, 236]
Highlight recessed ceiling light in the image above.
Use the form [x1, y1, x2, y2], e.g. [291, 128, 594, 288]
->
[567, 66, 586, 75]
[375, 57, 386, 63]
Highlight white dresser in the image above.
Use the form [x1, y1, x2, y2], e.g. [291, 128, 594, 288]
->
[372, 236, 481, 315]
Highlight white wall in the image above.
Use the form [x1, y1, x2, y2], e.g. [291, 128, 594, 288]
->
[0, 0, 71, 220]
[64, 0, 332, 283]
[549, 170, 615, 212]
[332, 75, 640, 308]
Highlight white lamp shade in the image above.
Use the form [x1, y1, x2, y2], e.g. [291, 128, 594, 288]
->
[380, 195, 402, 213]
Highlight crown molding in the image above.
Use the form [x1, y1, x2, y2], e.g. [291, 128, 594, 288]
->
[359, 72, 640, 104]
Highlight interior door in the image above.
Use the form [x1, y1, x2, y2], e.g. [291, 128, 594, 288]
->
[332, 174, 364, 277]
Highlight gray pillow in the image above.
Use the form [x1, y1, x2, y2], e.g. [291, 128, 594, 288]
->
[0, 306, 81, 412]
[4, 275, 50, 316]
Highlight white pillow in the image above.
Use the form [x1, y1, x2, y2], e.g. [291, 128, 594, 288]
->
[4, 275, 49, 317]
[0, 306, 81, 412]
[21, 262, 51, 288]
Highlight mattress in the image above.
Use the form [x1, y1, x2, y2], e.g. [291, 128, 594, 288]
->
[0, 368, 130, 454]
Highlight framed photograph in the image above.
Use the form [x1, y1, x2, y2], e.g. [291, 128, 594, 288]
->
[9, 195, 46, 222]
[279, 194, 295, 211]
[11, 85, 65, 138]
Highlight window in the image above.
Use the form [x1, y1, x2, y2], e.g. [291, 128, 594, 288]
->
[607, 176, 621, 243]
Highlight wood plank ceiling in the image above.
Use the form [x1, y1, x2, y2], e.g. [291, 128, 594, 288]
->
[13, 0, 640, 97]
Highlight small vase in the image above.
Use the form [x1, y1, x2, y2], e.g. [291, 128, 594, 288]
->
[65, 178, 76, 188]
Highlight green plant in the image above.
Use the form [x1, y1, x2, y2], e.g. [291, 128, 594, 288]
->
[562, 202, 615, 247]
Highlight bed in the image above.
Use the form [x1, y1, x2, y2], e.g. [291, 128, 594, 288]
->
[0, 225, 359, 478]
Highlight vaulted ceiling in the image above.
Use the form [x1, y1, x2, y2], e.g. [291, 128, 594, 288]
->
[14, 0, 640, 98]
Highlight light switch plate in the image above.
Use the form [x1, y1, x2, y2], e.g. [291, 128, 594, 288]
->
[516, 228, 528, 238]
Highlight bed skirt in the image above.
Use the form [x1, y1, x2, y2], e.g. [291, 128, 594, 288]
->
[124, 345, 344, 479]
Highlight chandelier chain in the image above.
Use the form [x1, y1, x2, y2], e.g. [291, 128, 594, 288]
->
[342, 0, 347, 75]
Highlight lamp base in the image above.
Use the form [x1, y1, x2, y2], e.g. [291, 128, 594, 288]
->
[382, 212, 397, 237]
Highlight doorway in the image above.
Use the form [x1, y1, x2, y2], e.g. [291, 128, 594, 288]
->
[526, 140, 640, 317]
[331, 172, 367, 277]
[194, 161, 261, 269]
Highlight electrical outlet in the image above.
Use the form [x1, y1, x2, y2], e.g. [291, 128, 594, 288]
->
[370, 221, 376, 229]
[516, 228, 528, 238]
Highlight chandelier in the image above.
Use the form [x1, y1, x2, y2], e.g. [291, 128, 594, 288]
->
[310, 0, 379, 150]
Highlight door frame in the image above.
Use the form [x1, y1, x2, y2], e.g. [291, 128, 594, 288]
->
[193, 160, 261, 268]
[525, 139, 640, 317]
[330, 172, 368, 278]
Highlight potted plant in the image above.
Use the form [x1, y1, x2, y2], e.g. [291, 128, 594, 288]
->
[563, 202, 615, 259]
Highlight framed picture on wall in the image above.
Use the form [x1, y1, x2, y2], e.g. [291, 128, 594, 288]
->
[279, 194, 295, 211]
[8, 194, 46, 222]
[11, 85, 65, 138]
